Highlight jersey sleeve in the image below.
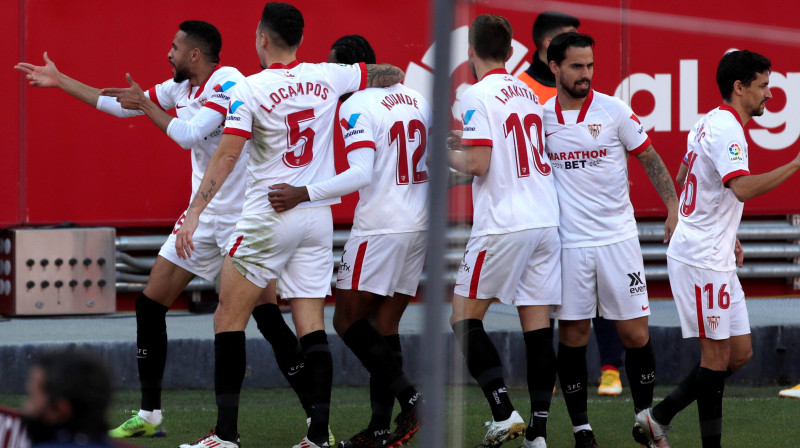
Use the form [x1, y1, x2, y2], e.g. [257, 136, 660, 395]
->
[204, 68, 244, 116]
[145, 79, 178, 111]
[325, 62, 367, 97]
[339, 94, 376, 152]
[222, 79, 254, 140]
[711, 129, 750, 186]
[615, 100, 651, 155]
[460, 88, 492, 147]
[166, 106, 225, 150]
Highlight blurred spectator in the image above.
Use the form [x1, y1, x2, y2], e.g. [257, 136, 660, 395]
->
[20, 350, 117, 447]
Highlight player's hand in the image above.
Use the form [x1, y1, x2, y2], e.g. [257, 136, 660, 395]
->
[446, 130, 463, 151]
[14, 52, 61, 88]
[175, 212, 200, 259]
[268, 183, 309, 212]
[735, 238, 744, 268]
[663, 210, 678, 243]
[100, 73, 147, 110]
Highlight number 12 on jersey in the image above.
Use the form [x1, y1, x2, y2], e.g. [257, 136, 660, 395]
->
[390, 119, 428, 185]
[504, 113, 550, 178]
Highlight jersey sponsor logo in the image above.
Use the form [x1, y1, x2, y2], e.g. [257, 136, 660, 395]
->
[588, 123, 602, 138]
[642, 305, 649, 311]
[462, 109, 476, 125]
[728, 142, 745, 164]
[229, 100, 244, 114]
[706, 316, 721, 331]
[340, 113, 361, 130]
[344, 129, 365, 138]
[628, 271, 647, 295]
[213, 81, 237, 92]
[544, 129, 561, 137]
[548, 148, 607, 170]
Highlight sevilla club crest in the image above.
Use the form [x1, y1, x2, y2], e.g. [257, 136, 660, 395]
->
[588, 124, 601, 139]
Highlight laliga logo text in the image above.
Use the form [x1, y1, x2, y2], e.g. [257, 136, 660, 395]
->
[406, 34, 799, 151]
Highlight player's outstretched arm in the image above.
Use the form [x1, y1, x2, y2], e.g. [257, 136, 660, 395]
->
[175, 134, 246, 259]
[14, 52, 101, 107]
[727, 153, 800, 202]
[100, 74, 173, 133]
[365, 64, 404, 87]
[635, 146, 679, 242]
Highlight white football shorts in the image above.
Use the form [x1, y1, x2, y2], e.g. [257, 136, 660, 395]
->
[159, 210, 239, 281]
[453, 227, 561, 307]
[226, 206, 333, 298]
[336, 231, 426, 297]
[667, 257, 749, 340]
[555, 236, 650, 321]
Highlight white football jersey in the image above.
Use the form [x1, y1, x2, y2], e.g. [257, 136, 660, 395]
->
[460, 68, 559, 237]
[543, 90, 651, 248]
[339, 84, 431, 236]
[146, 66, 248, 214]
[667, 105, 749, 271]
[223, 61, 366, 215]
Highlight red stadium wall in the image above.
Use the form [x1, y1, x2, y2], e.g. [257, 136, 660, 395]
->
[6, 0, 800, 227]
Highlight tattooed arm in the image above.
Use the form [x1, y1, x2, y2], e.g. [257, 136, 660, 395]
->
[365, 64, 404, 87]
[636, 146, 679, 243]
[175, 134, 246, 259]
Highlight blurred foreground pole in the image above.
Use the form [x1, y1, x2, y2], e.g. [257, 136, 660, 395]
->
[420, 0, 453, 446]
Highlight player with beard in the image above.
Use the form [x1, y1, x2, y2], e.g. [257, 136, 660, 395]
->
[174, 3, 405, 447]
[20, 350, 115, 448]
[542, 32, 678, 448]
[634, 50, 799, 448]
[15, 20, 313, 440]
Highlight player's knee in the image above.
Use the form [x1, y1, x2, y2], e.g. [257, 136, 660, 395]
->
[619, 331, 649, 349]
[332, 308, 353, 336]
[558, 320, 591, 346]
[729, 345, 753, 372]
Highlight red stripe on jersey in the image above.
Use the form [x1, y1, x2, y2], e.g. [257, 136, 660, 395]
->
[146, 88, 165, 111]
[194, 65, 221, 99]
[555, 97, 565, 125]
[629, 137, 652, 156]
[345, 141, 377, 153]
[695, 285, 706, 338]
[352, 241, 369, 290]
[719, 104, 744, 129]
[204, 102, 227, 115]
[469, 250, 487, 298]
[223, 128, 252, 139]
[462, 138, 493, 147]
[576, 89, 594, 124]
[722, 169, 750, 187]
[357, 62, 368, 90]
[268, 61, 300, 69]
[228, 235, 244, 257]
[481, 68, 508, 80]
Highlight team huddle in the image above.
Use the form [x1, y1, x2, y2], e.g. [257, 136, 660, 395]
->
[15, 2, 800, 448]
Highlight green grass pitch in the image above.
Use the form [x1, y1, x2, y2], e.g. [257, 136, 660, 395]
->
[2, 385, 797, 447]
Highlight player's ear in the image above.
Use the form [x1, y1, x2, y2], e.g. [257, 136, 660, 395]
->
[732, 80, 743, 97]
[549, 60, 558, 75]
[505, 45, 514, 63]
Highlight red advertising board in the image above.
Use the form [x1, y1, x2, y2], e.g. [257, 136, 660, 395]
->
[5, 0, 800, 227]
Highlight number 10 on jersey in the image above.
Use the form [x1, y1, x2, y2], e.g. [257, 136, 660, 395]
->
[504, 113, 550, 177]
